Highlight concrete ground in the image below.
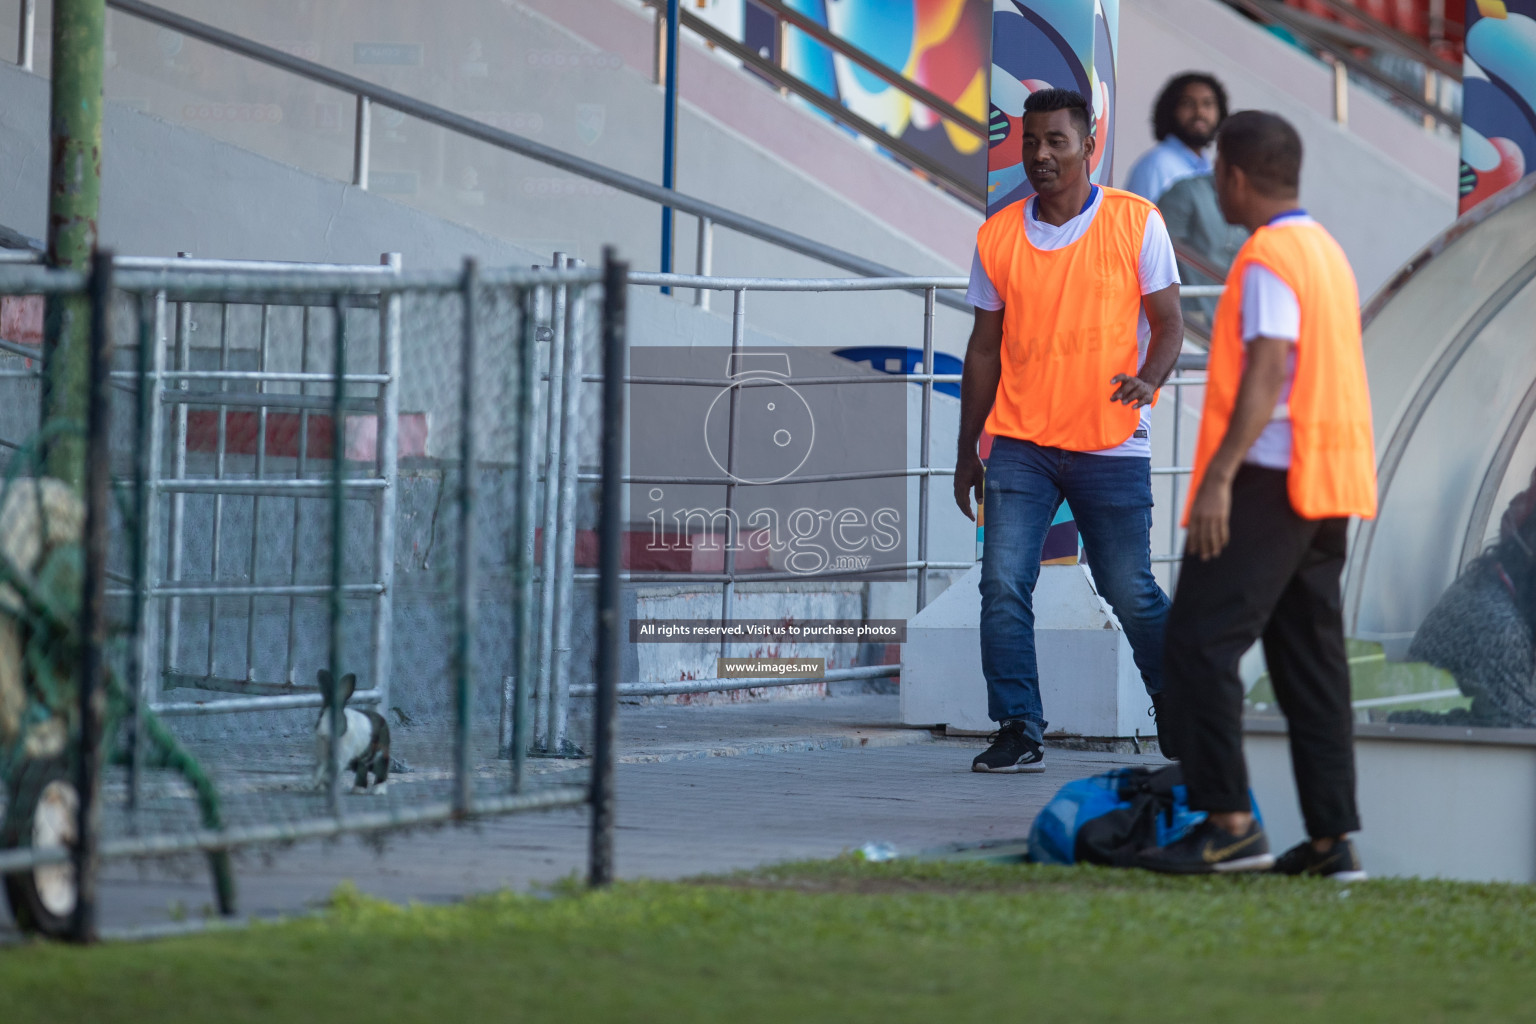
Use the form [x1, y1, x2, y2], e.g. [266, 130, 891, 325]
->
[2, 695, 1164, 939]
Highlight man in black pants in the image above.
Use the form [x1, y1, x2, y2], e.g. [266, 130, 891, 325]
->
[1137, 112, 1377, 878]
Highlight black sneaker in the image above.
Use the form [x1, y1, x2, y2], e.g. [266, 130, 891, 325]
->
[1149, 694, 1178, 760]
[1136, 817, 1274, 874]
[1272, 838, 1367, 881]
[971, 721, 1045, 773]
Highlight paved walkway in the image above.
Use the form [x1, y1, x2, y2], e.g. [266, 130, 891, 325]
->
[9, 696, 1166, 937]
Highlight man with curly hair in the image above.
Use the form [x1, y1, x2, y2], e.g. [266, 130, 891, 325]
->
[1125, 73, 1229, 204]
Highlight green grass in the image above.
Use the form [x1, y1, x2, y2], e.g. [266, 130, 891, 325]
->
[2, 859, 1534, 1023]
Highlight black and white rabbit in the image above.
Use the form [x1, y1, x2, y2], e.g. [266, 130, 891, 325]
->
[313, 670, 391, 794]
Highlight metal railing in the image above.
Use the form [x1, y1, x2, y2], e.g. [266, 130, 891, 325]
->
[524, 272, 969, 705]
[519, 254, 593, 756]
[620, 273, 970, 612]
[0, 0, 976, 316]
[6, 0, 1456, 337]
[5, 0, 1261, 334]
[521, 272, 1220, 705]
[1216, 0, 1461, 131]
[1152, 279, 1223, 585]
[0, 251, 627, 939]
[640, 0, 985, 208]
[1155, 358, 1211, 592]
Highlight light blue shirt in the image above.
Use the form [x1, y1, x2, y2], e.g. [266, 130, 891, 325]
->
[1123, 137, 1211, 203]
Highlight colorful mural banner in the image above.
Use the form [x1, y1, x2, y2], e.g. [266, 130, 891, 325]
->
[1460, 0, 1536, 213]
[986, 0, 1119, 215]
[739, 0, 991, 190]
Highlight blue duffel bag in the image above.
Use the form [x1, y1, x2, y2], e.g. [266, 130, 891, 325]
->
[1028, 764, 1261, 867]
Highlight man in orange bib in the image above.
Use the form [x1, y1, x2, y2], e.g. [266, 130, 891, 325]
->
[1138, 112, 1376, 878]
[955, 88, 1185, 773]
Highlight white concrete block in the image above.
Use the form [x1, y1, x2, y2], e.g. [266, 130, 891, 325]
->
[901, 562, 1153, 737]
[1246, 726, 1536, 882]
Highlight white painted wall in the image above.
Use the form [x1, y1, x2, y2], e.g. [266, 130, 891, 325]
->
[54, 0, 974, 354]
[0, 58, 534, 269]
[1247, 725, 1536, 883]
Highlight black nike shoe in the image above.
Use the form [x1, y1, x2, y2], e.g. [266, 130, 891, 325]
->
[1149, 693, 1178, 761]
[971, 720, 1045, 773]
[1136, 817, 1274, 874]
[1272, 838, 1367, 881]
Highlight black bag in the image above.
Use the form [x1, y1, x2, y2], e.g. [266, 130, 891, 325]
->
[1072, 765, 1198, 867]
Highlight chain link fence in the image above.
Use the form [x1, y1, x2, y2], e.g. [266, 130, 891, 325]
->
[0, 249, 626, 941]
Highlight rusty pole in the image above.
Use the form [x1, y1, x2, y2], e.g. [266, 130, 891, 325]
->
[44, 0, 106, 488]
[71, 249, 113, 943]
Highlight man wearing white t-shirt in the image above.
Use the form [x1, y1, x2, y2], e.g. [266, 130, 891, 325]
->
[1124, 73, 1227, 204]
[955, 88, 1185, 773]
[1141, 112, 1375, 878]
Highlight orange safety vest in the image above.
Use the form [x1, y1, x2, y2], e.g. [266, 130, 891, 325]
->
[1185, 220, 1377, 522]
[976, 187, 1155, 451]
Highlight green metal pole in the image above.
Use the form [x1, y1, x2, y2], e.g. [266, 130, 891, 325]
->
[44, 0, 106, 489]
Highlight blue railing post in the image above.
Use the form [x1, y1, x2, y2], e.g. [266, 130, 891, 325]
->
[659, 0, 679, 293]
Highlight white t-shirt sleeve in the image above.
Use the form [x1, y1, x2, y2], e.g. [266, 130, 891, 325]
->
[966, 245, 1004, 311]
[1138, 209, 1180, 295]
[1241, 264, 1301, 342]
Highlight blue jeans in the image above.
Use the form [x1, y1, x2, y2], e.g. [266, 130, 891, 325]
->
[980, 437, 1170, 742]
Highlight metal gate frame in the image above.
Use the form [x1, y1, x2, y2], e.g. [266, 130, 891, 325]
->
[0, 249, 627, 941]
[123, 254, 402, 736]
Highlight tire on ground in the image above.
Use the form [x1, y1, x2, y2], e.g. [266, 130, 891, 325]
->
[2, 755, 78, 937]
